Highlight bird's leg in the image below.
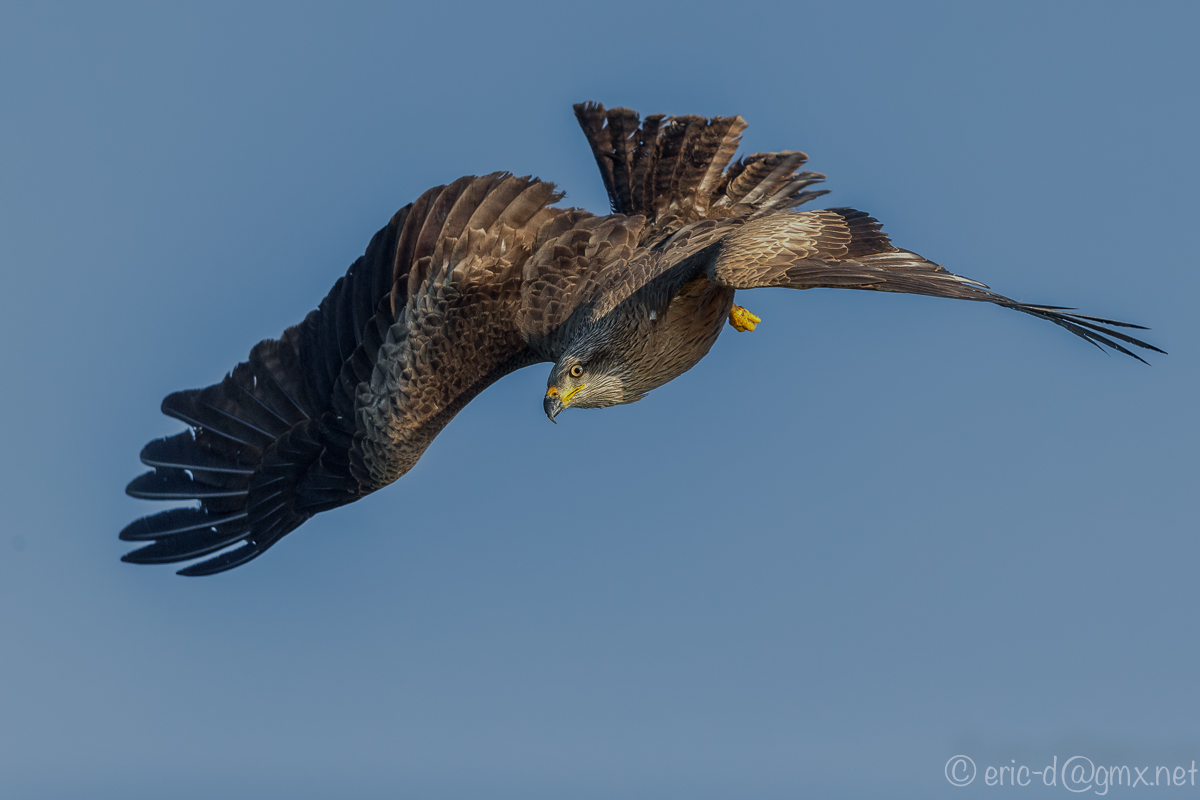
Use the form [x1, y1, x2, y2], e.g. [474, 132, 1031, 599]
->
[728, 304, 761, 332]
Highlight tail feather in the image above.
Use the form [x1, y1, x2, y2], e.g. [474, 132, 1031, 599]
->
[651, 115, 699, 219]
[630, 114, 663, 215]
[573, 102, 752, 236]
[693, 118, 746, 208]
[605, 107, 640, 213]
[716, 152, 829, 216]
[756, 174, 828, 213]
[737, 152, 809, 206]
[574, 102, 619, 210]
[576, 101, 841, 239]
[726, 153, 797, 203]
[670, 116, 745, 218]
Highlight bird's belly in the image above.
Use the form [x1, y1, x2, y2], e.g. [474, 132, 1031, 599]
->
[644, 281, 735, 388]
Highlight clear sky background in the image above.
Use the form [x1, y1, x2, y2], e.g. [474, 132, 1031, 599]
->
[2, 1, 1197, 797]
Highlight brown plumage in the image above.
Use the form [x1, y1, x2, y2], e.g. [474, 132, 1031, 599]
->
[120, 101, 1162, 576]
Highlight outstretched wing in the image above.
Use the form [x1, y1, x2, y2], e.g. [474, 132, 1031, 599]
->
[709, 208, 1164, 362]
[574, 102, 828, 244]
[351, 176, 570, 490]
[122, 174, 574, 575]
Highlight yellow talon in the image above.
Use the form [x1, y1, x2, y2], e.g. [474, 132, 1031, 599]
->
[728, 304, 761, 332]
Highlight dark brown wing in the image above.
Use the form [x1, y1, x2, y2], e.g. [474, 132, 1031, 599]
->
[574, 102, 828, 245]
[121, 174, 572, 575]
[516, 213, 649, 355]
[708, 208, 1163, 362]
[351, 176, 568, 490]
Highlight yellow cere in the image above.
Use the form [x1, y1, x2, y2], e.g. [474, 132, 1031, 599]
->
[561, 384, 587, 405]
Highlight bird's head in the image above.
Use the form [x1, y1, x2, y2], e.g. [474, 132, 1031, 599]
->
[543, 351, 638, 422]
[542, 286, 721, 422]
[543, 327, 648, 422]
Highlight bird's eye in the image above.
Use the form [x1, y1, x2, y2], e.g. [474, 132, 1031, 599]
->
[569, 364, 584, 378]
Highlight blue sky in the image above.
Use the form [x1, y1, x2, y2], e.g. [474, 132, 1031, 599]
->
[1, 1, 1197, 797]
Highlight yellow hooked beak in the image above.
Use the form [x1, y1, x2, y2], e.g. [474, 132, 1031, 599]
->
[543, 384, 586, 422]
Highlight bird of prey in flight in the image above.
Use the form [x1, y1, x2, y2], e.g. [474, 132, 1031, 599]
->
[120, 102, 1162, 575]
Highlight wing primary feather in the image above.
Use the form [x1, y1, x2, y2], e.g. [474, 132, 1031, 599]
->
[175, 543, 261, 577]
[119, 508, 248, 542]
[1047, 313, 1164, 353]
[228, 364, 292, 427]
[246, 498, 289, 528]
[248, 340, 312, 423]
[175, 515, 300, 577]
[1003, 304, 1159, 362]
[1020, 306, 1152, 331]
[120, 524, 254, 564]
[197, 399, 280, 443]
[160, 394, 259, 449]
[125, 469, 250, 500]
[139, 433, 256, 475]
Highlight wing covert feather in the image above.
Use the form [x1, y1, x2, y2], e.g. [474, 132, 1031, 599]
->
[517, 214, 647, 355]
